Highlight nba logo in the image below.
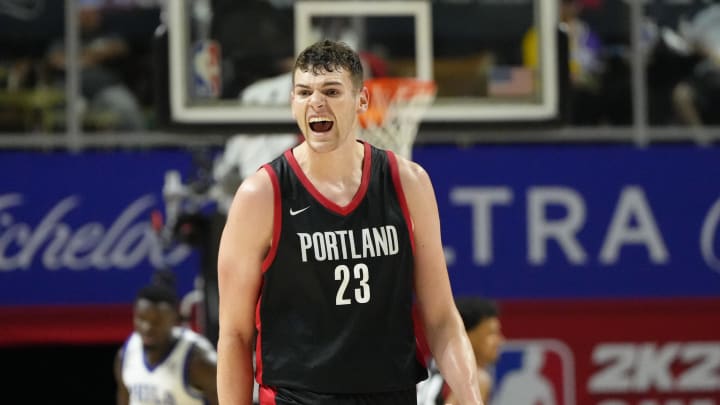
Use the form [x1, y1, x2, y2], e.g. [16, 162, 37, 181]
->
[491, 340, 575, 405]
[192, 40, 222, 99]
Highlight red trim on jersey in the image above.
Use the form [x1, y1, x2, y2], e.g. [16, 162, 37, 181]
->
[256, 164, 281, 383]
[284, 141, 371, 216]
[259, 385, 277, 405]
[260, 165, 282, 273]
[412, 304, 431, 367]
[388, 150, 427, 366]
[255, 297, 264, 383]
[441, 381, 452, 401]
[386, 150, 415, 254]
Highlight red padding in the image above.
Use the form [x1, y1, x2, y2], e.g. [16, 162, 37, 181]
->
[0, 304, 133, 346]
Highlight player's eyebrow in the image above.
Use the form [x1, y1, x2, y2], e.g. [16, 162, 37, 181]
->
[294, 80, 344, 89]
[320, 80, 344, 87]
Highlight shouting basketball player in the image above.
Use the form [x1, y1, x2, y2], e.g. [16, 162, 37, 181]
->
[216, 39, 483, 405]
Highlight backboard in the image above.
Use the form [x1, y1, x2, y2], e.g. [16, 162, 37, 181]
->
[166, 0, 560, 127]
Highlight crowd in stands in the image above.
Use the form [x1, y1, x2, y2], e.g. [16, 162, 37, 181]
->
[0, 0, 718, 132]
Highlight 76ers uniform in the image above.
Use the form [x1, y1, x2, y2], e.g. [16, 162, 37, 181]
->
[120, 327, 211, 405]
[257, 142, 426, 404]
[416, 361, 447, 405]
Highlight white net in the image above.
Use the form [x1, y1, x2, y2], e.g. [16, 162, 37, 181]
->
[358, 78, 437, 160]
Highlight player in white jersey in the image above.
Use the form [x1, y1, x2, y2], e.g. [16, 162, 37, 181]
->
[114, 271, 218, 405]
[417, 297, 504, 405]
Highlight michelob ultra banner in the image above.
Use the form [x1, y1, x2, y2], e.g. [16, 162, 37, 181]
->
[2, 144, 720, 347]
[0, 150, 201, 344]
[413, 144, 720, 299]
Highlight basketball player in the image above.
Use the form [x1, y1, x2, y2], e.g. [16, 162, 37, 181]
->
[114, 271, 219, 405]
[216, 40, 483, 405]
[418, 298, 504, 404]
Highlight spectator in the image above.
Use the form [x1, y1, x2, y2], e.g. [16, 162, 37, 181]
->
[523, 0, 604, 125]
[672, 4, 720, 128]
[46, 4, 145, 130]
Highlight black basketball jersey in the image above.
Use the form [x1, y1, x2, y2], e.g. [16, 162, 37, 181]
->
[256, 141, 426, 394]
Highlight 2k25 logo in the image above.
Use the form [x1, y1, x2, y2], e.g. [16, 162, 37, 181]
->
[492, 339, 576, 405]
[588, 342, 720, 393]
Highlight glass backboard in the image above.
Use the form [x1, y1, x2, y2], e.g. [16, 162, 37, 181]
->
[167, 0, 559, 126]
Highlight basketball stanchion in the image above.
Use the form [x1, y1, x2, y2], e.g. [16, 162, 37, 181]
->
[358, 77, 437, 160]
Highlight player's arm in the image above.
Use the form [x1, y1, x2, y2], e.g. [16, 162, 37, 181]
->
[113, 347, 129, 405]
[397, 157, 483, 405]
[445, 370, 491, 405]
[188, 344, 219, 405]
[217, 168, 274, 405]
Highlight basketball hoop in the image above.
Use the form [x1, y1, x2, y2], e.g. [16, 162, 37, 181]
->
[358, 77, 437, 160]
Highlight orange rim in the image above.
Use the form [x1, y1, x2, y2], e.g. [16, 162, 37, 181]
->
[359, 78, 437, 128]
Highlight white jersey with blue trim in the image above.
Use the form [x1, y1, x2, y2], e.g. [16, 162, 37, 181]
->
[121, 327, 212, 405]
[416, 360, 445, 405]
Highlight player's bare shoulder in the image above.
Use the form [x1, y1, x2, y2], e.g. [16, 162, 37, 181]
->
[187, 330, 217, 372]
[187, 328, 217, 362]
[231, 167, 275, 210]
[393, 153, 434, 198]
[184, 329, 219, 403]
[222, 167, 276, 248]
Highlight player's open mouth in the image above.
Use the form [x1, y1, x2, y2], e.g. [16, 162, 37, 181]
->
[309, 117, 334, 132]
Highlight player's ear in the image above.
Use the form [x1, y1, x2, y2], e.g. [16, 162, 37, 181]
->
[358, 86, 369, 113]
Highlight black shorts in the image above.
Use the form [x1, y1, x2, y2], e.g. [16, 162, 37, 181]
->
[260, 385, 417, 405]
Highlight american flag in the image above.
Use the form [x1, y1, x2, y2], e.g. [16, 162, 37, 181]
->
[488, 66, 534, 97]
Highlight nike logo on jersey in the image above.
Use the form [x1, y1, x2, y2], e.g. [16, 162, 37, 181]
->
[289, 206, 310, 216]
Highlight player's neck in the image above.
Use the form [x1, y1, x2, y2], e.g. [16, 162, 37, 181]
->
[298, 138, 364, 182]
[143, 337, 178, 366]
[294, 139, 365, 207]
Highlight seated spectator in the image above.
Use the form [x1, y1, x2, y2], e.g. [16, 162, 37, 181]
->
[672, 4, 720, 128]
[523, 0, 604, 125]
[46, 4, 145, 130]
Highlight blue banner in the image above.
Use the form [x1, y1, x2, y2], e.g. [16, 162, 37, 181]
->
[413, 144, 720, 299]
[2, 145, 720, 307]
[0, 151, 200, 306]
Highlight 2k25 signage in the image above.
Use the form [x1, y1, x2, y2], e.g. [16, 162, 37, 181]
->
[494, 300, 720, 405]
[0, 151, 200, 344]
[413, 144, 720, 299]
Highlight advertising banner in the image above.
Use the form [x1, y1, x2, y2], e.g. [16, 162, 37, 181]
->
[413, 144, 720, 299]
[412, 144, 720, 404]
[0, 150, 201, 344]
[2, 144, 719, 352]
[495, 299, 720, 405]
